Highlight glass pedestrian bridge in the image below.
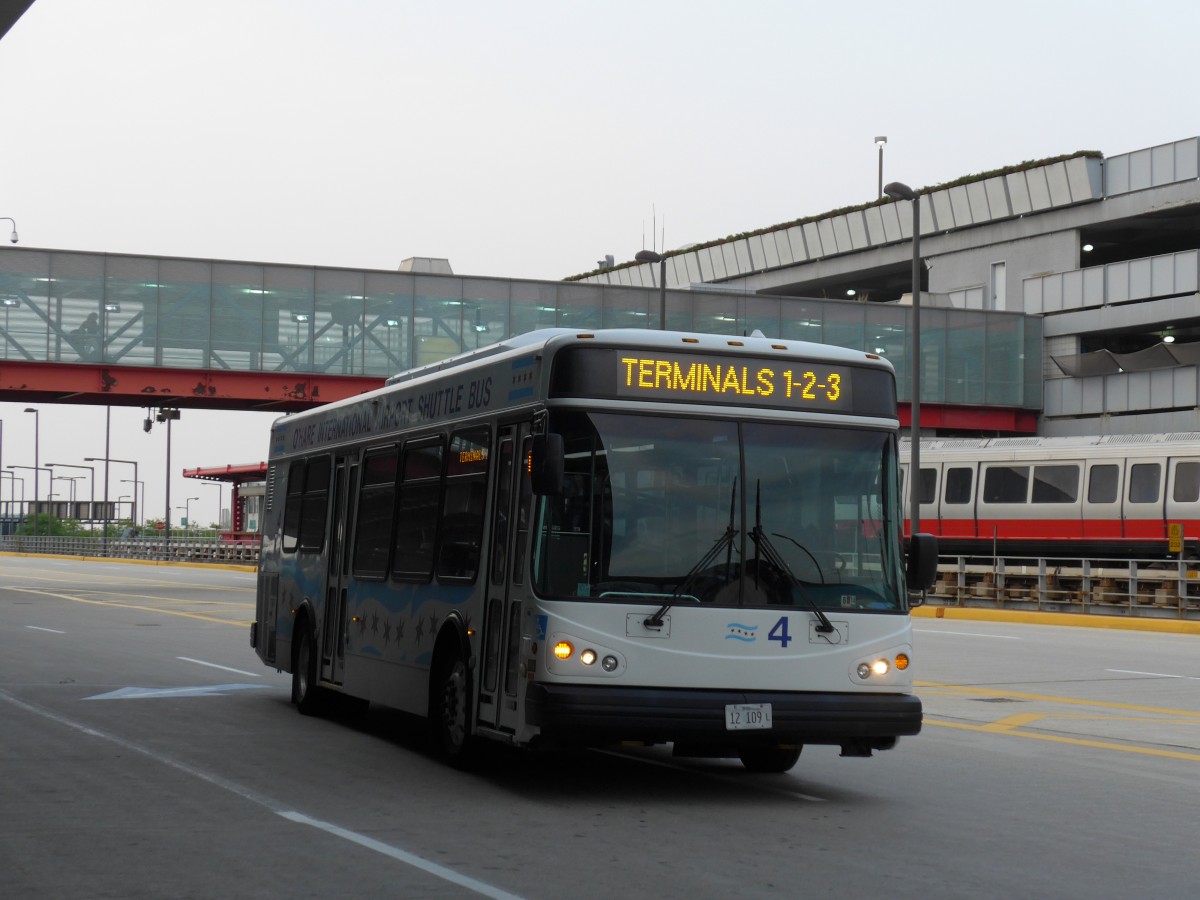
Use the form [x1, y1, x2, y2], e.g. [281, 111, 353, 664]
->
[0, 247, 1041, 413]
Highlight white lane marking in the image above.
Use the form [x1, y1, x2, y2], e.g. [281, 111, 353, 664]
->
[278, 811, 525, 900]
[913, 628, 1020, 639]
[26, 625, 66, 634]
[177, 656, 261, 677]
[84, 684, 269, 700]
[1107, 668, 1200, 681]
[0, 688, 526, 900]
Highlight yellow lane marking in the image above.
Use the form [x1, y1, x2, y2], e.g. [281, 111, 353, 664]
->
[9, 587, 252, 627]
[925, 718, 1200, 762]
[917, 681, 1200, 720]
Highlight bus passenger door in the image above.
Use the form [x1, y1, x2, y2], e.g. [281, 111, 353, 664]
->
[477, 424, 530, 732]
[321, 454, 358, 686]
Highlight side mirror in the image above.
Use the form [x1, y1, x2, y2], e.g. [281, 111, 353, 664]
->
[906, 532, 939, 593]
[529, 433, 564, 495]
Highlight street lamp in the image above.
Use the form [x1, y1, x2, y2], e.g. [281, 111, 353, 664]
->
[23, 408, 39, 535]
[635, 249, 668, 330]
[85, 456, 138, 534]
[875, 137, 888, 199]
[120, 479, 145, 526]
[49, 463, 96, 526]
[883, 180, 922, 538]
[180, 497, 200, 531]
[202, 481, 223, 531]
[0, 216, 17, 243]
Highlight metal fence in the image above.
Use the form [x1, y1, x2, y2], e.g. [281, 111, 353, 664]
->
[0, 534, 260, 565]
[929, 555, 1200, 621]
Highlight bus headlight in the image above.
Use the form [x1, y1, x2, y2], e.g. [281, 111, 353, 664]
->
[580, 648, 597, 666]
[602, 655, 619, 672]
[553, 641, 574, 660]
[856, 658, 891, 680]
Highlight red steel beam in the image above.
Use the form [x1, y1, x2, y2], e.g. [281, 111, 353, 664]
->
[0, 361, 384, 412]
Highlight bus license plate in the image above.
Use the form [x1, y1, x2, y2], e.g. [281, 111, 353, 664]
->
[725, 703, 772, 731]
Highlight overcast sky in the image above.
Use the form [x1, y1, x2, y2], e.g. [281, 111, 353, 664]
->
[1, 0, 1197, 527]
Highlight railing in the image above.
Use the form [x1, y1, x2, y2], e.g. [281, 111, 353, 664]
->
[929, 555, 1200, 620]
[0, 534, 260, 565]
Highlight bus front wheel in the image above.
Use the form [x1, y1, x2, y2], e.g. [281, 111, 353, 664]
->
[431, 649, 474, 763]
[738, 746, 801, 773]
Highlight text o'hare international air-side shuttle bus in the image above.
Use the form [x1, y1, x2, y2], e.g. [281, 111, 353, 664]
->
[251, 328, 937, 772]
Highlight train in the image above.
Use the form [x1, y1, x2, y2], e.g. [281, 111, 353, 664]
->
[900, 434, 1200, 560]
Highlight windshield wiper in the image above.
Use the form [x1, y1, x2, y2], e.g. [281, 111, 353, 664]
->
[644, 478, 737, 628]
[750, 481, 835, 634]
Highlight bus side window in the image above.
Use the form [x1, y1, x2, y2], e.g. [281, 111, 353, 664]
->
[299, 455, 331, 552]
[437, 428, 491, 582]
[392, 438, 445, 581]
[353, 446, 399, 579]
[282, 460, 305, 553]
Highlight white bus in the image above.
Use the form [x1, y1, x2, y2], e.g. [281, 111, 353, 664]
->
[252, 328, 936, 772]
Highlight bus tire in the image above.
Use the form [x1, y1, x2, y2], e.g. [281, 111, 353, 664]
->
[430, 647, 474, 764]
[738, 746, 801, 773]
[292, 620, 323, 716]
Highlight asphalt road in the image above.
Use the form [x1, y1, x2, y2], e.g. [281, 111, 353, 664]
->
[2, 555, 1197, 899]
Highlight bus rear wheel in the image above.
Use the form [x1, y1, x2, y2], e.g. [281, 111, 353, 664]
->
[431, 650, 474, 764]
[738, 746, 801, 773]
[292, 623, 323, 716]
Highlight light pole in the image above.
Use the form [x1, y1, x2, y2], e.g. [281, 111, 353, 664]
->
[883, 181, 922, 538]
[49, 463, 95, 526]
[180, 497, 199, 531]
[120, 479, 145, 526]
[202, 481, 223, 531]
[22, 408, 39, 535]
[875, 137, 888, 199]
[635, 249, 668, 330]
[85, 456, 138, 534]
[0, 217, 17, 243]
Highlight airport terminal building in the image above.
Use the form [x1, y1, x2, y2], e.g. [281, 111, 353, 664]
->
[581, 136, 1200, 438]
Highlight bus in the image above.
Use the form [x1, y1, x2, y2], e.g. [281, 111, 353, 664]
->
[251, 328, 937, 772]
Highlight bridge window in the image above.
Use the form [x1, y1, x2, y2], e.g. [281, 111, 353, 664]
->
[1128, 463, 1161, 504]
[1087, 465, 1118, 503]
[1032, 464, 1079, 503]
[944, 467, 973, 504]
[983, 465, 1029, 504]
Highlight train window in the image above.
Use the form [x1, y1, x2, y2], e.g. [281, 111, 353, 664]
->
[1032, 465, 1079, 503]
[983, 465, 1029, 503]
[1128, 463, 1161, 504]
[945, 468, 973, 504]
[1087, 465, 1118, 503]
[1173, 462, 1200, 503]
[918, 468, 937, 504]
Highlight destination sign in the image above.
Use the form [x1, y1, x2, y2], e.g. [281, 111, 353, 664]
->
[549, 347, 896, 418]
[618, 354, 850, 406]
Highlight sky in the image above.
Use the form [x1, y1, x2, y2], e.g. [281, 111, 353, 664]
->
[1, 0, 1198, 527]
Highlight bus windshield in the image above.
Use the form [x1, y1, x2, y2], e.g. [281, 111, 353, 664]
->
[532, 411, 906, 612]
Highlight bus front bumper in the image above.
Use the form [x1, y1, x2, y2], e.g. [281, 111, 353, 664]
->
[524, 683, 922, 747]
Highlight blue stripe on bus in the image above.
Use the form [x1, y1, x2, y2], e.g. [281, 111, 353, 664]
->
[508, 387, 534, 401]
